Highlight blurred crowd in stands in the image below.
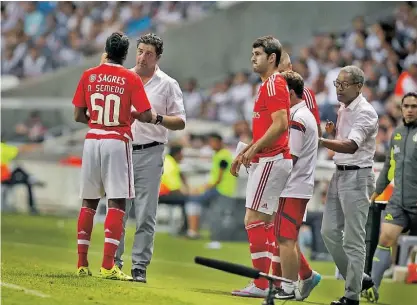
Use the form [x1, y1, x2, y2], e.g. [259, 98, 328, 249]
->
[3, 2, 417, 165]
[1, 1, 215, 78]
[181, 2, 417, 162]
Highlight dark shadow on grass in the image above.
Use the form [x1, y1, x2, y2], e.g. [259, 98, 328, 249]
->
[7, 269, 78, 279]
[189, 288, 232, 297]
[301, 301, 330, 305]
[33, 273, 78, 279]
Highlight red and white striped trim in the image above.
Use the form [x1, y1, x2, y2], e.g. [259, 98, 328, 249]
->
[86, 129, 132, 143]
[245, 221, 265, 230]
[266, 74, 277, 97]
[251, 161, 274, 210]
[303, 87, 314, 110]
[77, 240, 90, 245]
[251, 251, 271, 260]
[104, 238, 120, 246]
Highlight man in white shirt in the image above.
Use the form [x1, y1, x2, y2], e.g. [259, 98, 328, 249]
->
[115, 33, 186, 283]
[319, 66, 378, 305]
[273, 71, 321, 301]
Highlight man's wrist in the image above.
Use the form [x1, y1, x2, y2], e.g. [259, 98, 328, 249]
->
[154, 114, 163, 125]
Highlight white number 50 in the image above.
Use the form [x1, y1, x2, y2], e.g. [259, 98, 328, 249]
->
[90, 93, 121, 126]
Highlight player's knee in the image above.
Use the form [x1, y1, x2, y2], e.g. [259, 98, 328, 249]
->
[379, 231, 397, 247]
[277, 236, 295, 246]
[185, 202, 202, 216]
[244, 209, 268, 226]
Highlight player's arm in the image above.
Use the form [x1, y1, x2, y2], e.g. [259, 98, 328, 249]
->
[203, 159, 228, 190]
[72, 73, 89, 124]
[252, 109, 288, 152]
[320, 109, 377, 154]
[152, 79, 186, 130]
[74, 108, 89, 124]
[130, 73, 153, 123]
[289, 120, 306, 166]
[373, 133, 395, 201]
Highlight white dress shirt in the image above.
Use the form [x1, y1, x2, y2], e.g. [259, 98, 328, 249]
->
[131, 66, 186, 145]
[333, 93, 378, 167]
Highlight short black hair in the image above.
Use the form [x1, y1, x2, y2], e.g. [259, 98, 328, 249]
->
[208, 132, 223, 142]
[402, 91, 417, 104]
[169, 144, 183, 157]
[252, 35, 282, 67]
[281, 71, 304, 99]
[137, 33, 164, 57]
[105, 32, 130, 64]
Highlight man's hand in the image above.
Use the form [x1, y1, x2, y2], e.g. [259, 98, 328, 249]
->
[241, 145, 259, 168]
[325, 120, 336, 136]
[370, 192, 379, 204]
[100, 53, 108, 65]
[230, 155, 243, 177]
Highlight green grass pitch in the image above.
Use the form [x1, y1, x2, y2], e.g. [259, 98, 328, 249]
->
[1, 214, 416, 305]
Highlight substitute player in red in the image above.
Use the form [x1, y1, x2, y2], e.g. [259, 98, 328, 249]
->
[273, 71, 321, 300]
[231, 35, 292, 298]
[278, 52, 322, 137]
[72, 32, 153, 280]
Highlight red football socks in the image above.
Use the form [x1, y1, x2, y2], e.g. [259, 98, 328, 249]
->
[246, 221, 271, 289]
[77, 207, 96, 268]
[102, 208, 125, 270]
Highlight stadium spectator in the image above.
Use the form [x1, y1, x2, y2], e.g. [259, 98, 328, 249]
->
[1, 1, 216, 78]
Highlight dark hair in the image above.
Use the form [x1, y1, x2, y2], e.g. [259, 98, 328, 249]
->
[252, 35, 282, 67]
[169, 145, 183, 157]
[281, 71, 304, 99]
[105, 32, 130, 64]
[208, 132, 223, 142]
[402, 91, 417, 104]
[137, 33, 164, 57]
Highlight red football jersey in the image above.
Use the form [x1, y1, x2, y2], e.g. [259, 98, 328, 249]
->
[72, 63, 151, 141]
[302, 87, 320, 125]
[252, 73, 291, 159]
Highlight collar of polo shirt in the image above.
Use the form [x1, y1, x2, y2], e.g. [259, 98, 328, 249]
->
[345, 93, 363, 110]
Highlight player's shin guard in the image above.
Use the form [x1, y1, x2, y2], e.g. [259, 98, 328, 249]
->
[246, 221, 270, 289]
[77, 207, 96, 268]
[299, 252, 313, 280]
[371, 245, 392, 289]
[102, 208, 125, 270]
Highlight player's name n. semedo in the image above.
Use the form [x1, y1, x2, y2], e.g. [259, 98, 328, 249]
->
[88, 74, 127, 95]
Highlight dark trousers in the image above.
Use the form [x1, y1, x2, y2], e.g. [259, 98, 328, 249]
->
[304, 211, 329, 256]
[159, 190, 188, 233]
[2, 167, 36, 212]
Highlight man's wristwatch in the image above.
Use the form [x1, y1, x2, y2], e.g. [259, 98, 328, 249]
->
[319, 137, 324, 146]
[155, 114, 163, 125]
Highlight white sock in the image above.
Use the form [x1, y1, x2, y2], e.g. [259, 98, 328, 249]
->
[281, 282, 294, 294]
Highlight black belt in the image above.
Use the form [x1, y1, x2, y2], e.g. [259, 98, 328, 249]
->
[132, 141, 163, 151]
[336, 165, 372, 171]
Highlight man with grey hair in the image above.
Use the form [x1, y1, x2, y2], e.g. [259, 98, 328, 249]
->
[318, 65, 378, 305]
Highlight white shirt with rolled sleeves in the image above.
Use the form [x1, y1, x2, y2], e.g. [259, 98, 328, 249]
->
[281, 101, 318, 199]
[333, 93, 378, 167]
[130, 66, 186, 144]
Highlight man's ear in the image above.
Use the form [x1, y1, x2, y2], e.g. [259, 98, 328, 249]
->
[268, 53, 276, 65]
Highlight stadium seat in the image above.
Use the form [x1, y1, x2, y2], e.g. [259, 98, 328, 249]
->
[398, 236, 417, 266]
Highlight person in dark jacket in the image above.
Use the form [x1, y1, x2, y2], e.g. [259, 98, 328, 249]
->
[365, 92, 417, 302]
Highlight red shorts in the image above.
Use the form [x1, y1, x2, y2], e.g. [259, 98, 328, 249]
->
[274, 197, 309, 240]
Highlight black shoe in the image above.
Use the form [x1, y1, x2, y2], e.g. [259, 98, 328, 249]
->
[274, 287, 295, 300]
[330, 296, 359, 305]
[361, 275, 374, 291]
[131, 269, 147, 283]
